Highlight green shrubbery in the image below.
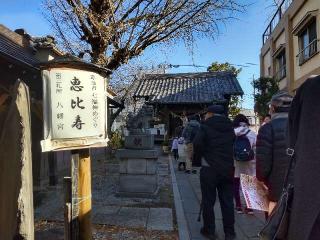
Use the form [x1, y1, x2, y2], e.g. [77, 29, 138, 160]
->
[108, 131, 124, 150]
[252, 77, 279, 120]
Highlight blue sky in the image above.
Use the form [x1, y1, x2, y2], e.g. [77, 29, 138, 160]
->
[0, 0, 275, 109]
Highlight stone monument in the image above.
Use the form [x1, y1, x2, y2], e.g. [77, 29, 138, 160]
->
[116, 105, 158, 198]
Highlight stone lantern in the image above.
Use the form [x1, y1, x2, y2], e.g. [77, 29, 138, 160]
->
[116, 105, 159, 198]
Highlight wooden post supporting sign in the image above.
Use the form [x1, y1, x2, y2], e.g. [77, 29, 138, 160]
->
[78, 149, 92, 240]
[69, 149, 92, 240]
[64, 177, 71, 240]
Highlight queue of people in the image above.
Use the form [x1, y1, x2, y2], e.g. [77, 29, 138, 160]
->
[169, 75, 320, 240]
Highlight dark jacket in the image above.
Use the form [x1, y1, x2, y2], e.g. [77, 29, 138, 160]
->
[256, 113, 290, 202]
[286, 76, 320, 240]
[182, 120, 200, 144]
[193, 115, 235, 177]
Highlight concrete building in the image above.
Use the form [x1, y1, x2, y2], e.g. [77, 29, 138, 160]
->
[260, 0, 320, 93]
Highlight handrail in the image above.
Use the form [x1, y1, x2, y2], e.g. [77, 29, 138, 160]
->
[296, 39, 319, 57]
[262, 0, 293, 44]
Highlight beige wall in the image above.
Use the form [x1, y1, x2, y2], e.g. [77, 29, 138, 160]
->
[292, 0, 319, 26]
[292, 1, 320, 82]
[279, 78, 287, 90]
[34, 49, 56, 62]
[263, 49, 272, 77]
[275, 31, 286, 49]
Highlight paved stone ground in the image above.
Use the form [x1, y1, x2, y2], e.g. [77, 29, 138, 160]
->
[35, 148, 177, 239]
[173, 159, 265, 240]
[35, 149, 265, 239]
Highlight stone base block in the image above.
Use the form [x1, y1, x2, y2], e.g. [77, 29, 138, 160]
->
[124, 135, 154, 149]
[116, 149, 157, 159]
[117, 174, 158, 198]
[119, 158, 157, 174]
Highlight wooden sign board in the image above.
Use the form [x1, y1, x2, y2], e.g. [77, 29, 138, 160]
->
[41, 67, 108, 152]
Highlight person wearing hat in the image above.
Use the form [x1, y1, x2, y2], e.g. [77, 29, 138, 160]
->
[256, 91, 293, 217]
[193, 104, 236, 240]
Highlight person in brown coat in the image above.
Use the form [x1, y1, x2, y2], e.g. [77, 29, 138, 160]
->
[286, 75, 320, 240]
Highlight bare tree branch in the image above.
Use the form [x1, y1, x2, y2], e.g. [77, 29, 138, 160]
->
[43, 0, 245, 73]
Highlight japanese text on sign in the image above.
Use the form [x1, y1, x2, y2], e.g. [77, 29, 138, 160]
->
[240, 174, 269, 212]
[49, 69, 106, 139]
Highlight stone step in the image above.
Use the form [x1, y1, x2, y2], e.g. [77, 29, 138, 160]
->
[158, 164, 169, 176]
[147, 208, 173, 231]
[158, 163, 169, 170]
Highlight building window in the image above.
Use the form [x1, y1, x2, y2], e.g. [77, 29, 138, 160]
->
[298, 20, 318, 65]
[268, 66, 271, 76]
[276, 50, 286, 80]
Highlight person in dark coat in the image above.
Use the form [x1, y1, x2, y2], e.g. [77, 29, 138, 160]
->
[286, 75, 320, 240]
[256, 91, 293, 216]
[193, 105, 236, 240]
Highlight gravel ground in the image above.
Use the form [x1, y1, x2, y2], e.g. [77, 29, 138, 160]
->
[35, 220, 178, 240]
[35, 149, 177, 239]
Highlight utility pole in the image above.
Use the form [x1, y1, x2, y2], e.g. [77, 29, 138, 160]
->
[253, 74, 259, 132]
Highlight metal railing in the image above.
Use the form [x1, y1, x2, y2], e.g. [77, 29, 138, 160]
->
[297, 39, 319, 65]
[262, 0, 293, 44]
[275, 65, 286, 80]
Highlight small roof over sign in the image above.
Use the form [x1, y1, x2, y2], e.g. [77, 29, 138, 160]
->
[38, 54, 111, 76]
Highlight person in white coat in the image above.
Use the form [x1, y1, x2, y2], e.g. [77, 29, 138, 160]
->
[177, 137, 186, 170]
[233, 114, 257, 214]
[171, 137, 179, 161]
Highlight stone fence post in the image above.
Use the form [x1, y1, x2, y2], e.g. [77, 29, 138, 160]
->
[0, 80, 34, 239]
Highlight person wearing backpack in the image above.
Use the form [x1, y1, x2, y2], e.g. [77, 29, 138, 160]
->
[233, 114, 257, 215]
[256, 91, 293, 217]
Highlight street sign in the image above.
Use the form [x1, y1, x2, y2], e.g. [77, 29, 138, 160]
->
[41, 67, 108, 152]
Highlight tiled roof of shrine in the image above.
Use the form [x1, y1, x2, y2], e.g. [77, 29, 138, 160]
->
[134, 71, 243, 104]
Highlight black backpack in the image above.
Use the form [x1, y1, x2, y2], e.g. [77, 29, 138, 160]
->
[234, 130, 254, 162]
